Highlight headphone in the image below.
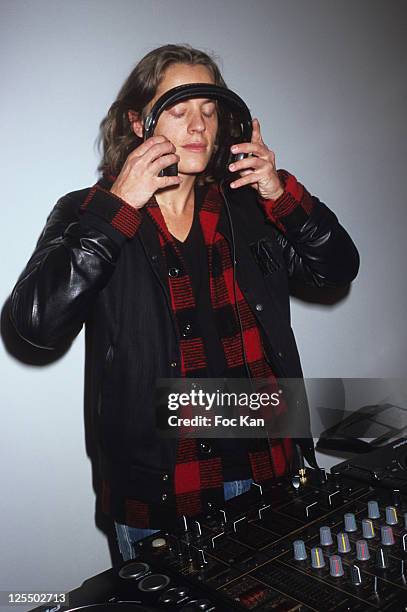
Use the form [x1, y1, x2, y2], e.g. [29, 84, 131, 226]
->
[143, 83, 253, 177]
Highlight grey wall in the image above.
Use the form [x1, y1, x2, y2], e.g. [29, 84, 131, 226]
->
[1, 0, 406, 606]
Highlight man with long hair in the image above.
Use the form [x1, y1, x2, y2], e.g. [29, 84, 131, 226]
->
[10, 44, 359, 561]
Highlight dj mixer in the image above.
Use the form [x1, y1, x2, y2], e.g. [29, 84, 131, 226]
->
[32, 439, 407, 612]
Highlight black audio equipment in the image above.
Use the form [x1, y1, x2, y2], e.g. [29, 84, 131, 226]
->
[333, 438, 407, 492]
[31, 440, 407, 612]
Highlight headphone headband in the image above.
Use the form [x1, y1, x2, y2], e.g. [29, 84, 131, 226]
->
[143, 83, 252, 140]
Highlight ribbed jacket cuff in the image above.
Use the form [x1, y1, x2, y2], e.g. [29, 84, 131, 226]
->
[79, 184, 143, 239]
[259, 169, 316, 231]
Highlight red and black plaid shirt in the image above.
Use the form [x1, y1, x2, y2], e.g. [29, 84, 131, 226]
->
[83, 170, 315, 527]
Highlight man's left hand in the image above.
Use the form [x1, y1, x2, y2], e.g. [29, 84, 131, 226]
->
[228, 118, 284, 200]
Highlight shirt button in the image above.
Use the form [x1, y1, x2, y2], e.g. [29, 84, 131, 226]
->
[170, 361, 177, 368]
[151, 254, 158, 262]
[182, 323, 192, 337]
[200, 441, 212, 454]
[255, 303, 264, 312]
[162, 473, 169, 481]
[168, 267, 180, 277]
[161, 493, 168, 501]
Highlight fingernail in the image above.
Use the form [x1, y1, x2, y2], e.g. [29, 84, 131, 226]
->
[230, 182, 236, 188]
[229, 164, 235, 171]
[231, 146, 238, 153]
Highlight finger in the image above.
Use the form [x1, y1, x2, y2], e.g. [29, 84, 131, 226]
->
[230, 172, 261, 189]
[229, 156, 265, 173]
[231, 142, 269, 157]
[155, 175, 182, 188]
[150, 153, 180, 174]
[129, 135, 168, 157]
[144, 140, 176, 164]
[251, 118, 263, 144]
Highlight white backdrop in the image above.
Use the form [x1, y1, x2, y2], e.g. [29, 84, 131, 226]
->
[1, 0, 406, 607]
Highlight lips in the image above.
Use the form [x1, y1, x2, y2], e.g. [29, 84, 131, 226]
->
[182, 143, 207, 152]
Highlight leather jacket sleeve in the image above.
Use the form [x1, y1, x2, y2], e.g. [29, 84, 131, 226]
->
[260, 170, 360, 287]
[9, 186, 142, 350]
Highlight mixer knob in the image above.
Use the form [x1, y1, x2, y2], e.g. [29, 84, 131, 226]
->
[350, 564, 363, 586]
[311, 547, 326, 568]
[180, 600, 215, 611]
[211, 532, 225, 549]
[337, 532, 351, 554]
[196, 548, 208, 568]
[329, 555, 344, 577]
[118, 561, 150, 580]
[293, 540, 308, 561]
[356, 539, 370, 561]
[318, 467, 327, 484]
[159, 586, 190, 604]
[381, 525, 395, 546]
[392, 489, 402, 507]
[194, 520, 202, 538]
[320, 526, 333, 546]
[385, 505, 398, 525]
[291, 475, 301, 491]
[181, 515, 189, 532]
[138, 573, 171, 592]
[361, 519, 375, 539]
[376, 546, 390, 570]
[368, 500, 380, 519]
[151, 537, 167, 549]
[344, 513, 357, 532]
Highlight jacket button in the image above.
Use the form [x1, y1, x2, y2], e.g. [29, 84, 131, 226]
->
[200, 441, 211, 454]
[182, 323, 192, 337]
[161, 493, 168, 501]
[170, 361, 177, 368]
[255, 303, 264, 311]
[151, 254, 158, 262]
[162, 473, 169, 481]
[168, 267, 180, 277]
[277, 350, 284, 359]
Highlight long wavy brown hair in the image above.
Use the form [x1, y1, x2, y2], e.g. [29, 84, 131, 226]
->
[98, 44, 238, 183]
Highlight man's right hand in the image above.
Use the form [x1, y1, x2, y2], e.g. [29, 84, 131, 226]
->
[110, 136, 181, 209]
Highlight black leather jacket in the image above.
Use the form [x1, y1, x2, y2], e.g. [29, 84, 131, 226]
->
[9, 178, 359, 515]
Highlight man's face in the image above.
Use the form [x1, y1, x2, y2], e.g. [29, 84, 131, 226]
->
[143, 63, 219, 177]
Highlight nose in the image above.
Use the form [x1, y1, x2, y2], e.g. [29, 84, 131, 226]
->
[187, 109, 206, 133]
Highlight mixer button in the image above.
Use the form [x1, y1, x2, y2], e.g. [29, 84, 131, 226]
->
[311, 546, 326, 568]
[385, 505, 398, 525]
[381, 525, 395, 546]
[344, 512, 357, 532]
[367, 500, 380, 519]
[329, 554, 344, 577]
[320, 525, 333, 546]
[138, 573, 170, 592]
[293, 539, 307, 561]
[337, 531, 351, 554]
[361, 518, 375, 539]
[356, 539, 370, 561]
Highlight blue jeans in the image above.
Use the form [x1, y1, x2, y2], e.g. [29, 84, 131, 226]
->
[114, 478, 253, 561]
